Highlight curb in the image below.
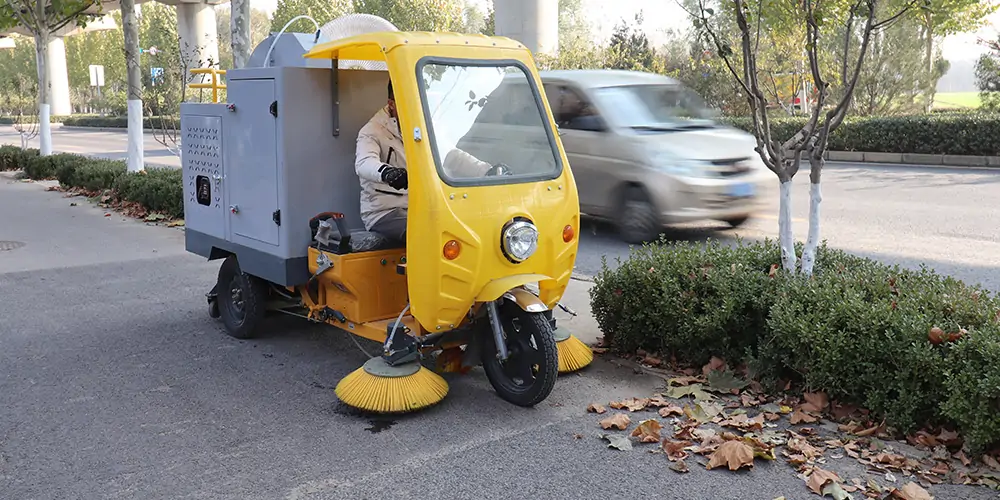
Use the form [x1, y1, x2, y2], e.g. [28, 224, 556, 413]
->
[825, 150, 999, 168]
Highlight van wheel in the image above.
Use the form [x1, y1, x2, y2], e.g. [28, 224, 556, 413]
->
[722, 215, 750, 228]
[617, 186, 660, 244]
[216, 255, 268, 340]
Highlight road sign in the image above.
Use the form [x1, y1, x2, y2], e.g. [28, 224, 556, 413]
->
[89, 65, 104, 87]
[151, 67, 164, 86]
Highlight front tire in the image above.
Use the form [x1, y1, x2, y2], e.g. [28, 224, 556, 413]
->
[721, 215, 750, 228]
[480, 300, 559, 407]
[216, 255, 268, 340]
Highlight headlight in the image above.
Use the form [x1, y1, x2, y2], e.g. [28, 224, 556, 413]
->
[660, 159, 709, 177]
[501, 219, 538, 263]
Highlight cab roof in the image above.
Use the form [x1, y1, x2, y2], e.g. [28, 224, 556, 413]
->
[303, 31, 528, 62]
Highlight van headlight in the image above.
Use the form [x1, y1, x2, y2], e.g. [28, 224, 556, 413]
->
[501, 219, 538, 263]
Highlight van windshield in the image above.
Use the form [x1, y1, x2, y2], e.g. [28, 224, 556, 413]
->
[591, 84, 720, 132]
[418, 61, 562, 186]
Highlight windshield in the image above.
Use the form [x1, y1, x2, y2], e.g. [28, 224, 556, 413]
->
[590, 84, 721, 131]
[418, 60, 562, 186]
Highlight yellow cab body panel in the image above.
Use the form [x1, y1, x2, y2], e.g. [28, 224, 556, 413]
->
[304, 32, 580, 334]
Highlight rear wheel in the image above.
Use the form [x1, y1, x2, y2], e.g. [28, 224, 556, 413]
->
[721, 215, 750, 228]
[617, 186, 661, 244]
[216, 255, 268, 339]
[481, 300, 559, 407]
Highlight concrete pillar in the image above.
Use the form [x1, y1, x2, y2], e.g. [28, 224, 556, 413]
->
[175, 2, 220, 82]
[46, 36, 73, 116]
[494, 0, 559, 56]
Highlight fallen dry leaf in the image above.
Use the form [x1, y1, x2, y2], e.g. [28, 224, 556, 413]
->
[642, 355, 662, 367]
[702, 356, 727, 376]
[630, 419, 663, 443]
[705, 368, 749, 394]
[587, 403, 607, 414]
[662, 439, 692, 461]
[853, 420, 886, 437]
[647, 395, 672, 407]
[801, 392, 829, 413]
[790, 409, 819, 425]
[953, 450, 971, 466]
[659, 405, 684, 417]
[706, 439, 755, 471]
[670, 459, 690, 473]
[929, 461, 950, 475]
[763, 412, 781, 421]
[601, 433, 633, 451]
[890, 482, 932, 500]
[591, 347, 607, 354]
[610, 398, 649, 412]
[599, 413, 630, 430]
[983, 454, 1000, 471]
[664, 384, 715, 401]
[806, 467, 841, 494]
[667, 375, 705, 386]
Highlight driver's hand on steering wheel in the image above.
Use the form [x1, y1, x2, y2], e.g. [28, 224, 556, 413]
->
[487, 163, 512, 176]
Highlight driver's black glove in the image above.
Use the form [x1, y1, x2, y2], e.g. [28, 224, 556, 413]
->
[379, 164, 408, 190]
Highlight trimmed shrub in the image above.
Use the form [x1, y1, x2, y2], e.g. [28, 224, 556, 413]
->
[0, 145, 39, 171]
[720, 113, 1000, 157]
[112, 167, 184, 219]
[591, 239, 1000, 452]
[72, 160, 128, 192]
[23, 153, 84, 180]
[61, 115, 179, 129]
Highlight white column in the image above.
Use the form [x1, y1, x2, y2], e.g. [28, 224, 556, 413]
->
[494, 0, 559, 56]
[46, 35, 72, 116]
[176, 2, 220, 83]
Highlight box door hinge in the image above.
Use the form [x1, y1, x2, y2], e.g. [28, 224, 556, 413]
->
[272, 209, 281, 226]
[269, 101, 278, 117]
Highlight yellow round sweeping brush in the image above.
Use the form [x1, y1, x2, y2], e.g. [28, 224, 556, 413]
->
[335, 357, 449, 414]
[555, 327, 593, 374]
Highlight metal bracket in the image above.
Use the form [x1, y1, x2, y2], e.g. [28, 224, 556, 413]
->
[331, 58, 340, 137]
[309, 252, 333, 282]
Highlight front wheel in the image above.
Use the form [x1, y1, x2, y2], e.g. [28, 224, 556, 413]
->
[480, 300, 559, 407]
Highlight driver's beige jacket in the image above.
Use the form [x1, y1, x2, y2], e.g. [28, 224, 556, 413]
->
[355, 106, 492, 230]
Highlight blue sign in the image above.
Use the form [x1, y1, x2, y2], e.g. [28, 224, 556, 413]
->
[150, 67, 164, 85]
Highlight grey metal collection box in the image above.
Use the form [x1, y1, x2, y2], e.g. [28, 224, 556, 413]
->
[181, 37, 391, 287]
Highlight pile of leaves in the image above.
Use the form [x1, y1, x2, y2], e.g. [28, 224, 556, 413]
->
[590, 238, 1000, 454]
[721, 113, 1000, 157]
[584, 356, 1000, 499]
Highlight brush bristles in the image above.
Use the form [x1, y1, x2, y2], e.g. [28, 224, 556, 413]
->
[335, 365, 449, 413]
[556, 334, 594, 373]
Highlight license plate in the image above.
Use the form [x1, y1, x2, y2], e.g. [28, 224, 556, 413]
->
[727, 182, 754, 198]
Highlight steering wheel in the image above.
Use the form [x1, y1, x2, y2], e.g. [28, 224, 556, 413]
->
[486, 162, 512, 176]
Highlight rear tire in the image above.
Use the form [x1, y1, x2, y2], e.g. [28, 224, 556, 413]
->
[216, 255, 268, 340]
[481, 300, 559, 407]
[617, 186, 661, 244]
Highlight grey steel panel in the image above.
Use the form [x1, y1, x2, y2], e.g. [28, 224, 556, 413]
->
[185, 229, 309, 286]
[181, 113, 227, 240]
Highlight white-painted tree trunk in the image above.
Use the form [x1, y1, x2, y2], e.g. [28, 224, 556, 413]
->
[33, 32, 52, 156]
[799, 182, 822, 275]
[122, 0, 144, 172]
[230, 0, 251, 69]
[778, 180, 797, 272]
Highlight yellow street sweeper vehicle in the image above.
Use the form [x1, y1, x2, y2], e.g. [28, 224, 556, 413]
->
[180, 14, 593, 414]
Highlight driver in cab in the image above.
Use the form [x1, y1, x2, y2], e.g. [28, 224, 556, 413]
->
[355, 79, 495, 243]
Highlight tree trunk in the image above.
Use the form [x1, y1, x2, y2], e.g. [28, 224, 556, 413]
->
[230, 0, 251, 69]
[800, 155, 824, 275]
[924, 13, 934, 112]
[33, 31, 52, 156]
[777, 158, 798, 272]
[122, 0, 144, 172]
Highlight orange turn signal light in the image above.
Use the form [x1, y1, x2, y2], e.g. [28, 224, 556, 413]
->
[562, 225, 575, 243]
[443, 240, 461, 260]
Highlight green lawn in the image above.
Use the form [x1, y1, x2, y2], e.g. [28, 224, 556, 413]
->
[933, 91, 982, 109]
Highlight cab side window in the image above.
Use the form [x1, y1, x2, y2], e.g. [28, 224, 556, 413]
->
[544, 83, 606, 132]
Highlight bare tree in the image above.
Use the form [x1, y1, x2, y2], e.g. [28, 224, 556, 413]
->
[685, 0, 916, 275]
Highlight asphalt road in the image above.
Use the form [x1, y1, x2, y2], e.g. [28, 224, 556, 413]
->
[2, 137, 1000, 497]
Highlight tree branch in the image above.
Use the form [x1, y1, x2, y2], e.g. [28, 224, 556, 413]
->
[2, 0, 38, 33]
[49, 3, 101, 33]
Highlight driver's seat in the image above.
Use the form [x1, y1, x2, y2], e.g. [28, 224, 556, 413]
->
[309, 212, 403, 254]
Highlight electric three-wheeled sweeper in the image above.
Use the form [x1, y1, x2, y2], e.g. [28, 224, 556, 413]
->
[180, 14, 593, 413]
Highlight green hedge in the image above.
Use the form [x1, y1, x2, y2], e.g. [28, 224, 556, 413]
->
[0, 115, 72, 125]
[6, 148, 183, 220]
[61, 115, 180, 129]
[721, 113, 1000, 157]
[591, 238, 1000, 453]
